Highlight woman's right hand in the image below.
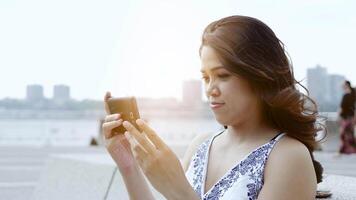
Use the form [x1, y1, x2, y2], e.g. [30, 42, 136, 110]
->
[103, 92, 155, 200]
[102, 92, 136, 173]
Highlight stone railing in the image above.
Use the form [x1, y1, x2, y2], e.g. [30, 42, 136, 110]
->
[31, 146, 356, 200]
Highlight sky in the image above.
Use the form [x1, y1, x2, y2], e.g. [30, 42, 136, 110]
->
[1, 0, 355, 101]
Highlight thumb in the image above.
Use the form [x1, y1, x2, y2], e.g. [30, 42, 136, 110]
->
[104, 91, 111, 114]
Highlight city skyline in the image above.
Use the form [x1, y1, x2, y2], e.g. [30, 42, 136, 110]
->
[1, 65, 351, 103]
[307, 65, 345, 111]
[1, 80, 204, 102]
[1, 0, 355, 100]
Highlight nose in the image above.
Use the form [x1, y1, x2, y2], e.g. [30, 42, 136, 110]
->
[206, 82, 220, 97]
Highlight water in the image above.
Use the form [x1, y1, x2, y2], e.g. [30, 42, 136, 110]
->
[0, 117, 222, 146]
[0, 112, 335, 147]
[0, 119, 100, 146]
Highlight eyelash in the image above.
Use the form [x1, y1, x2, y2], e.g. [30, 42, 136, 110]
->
[201, 74, 230, 82]
[218, 74, 230, 78]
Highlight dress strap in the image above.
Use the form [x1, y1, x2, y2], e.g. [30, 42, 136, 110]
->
[269, 132, 285, 141]
[213, 130, 284, 142]
[212, 129, 225, 139]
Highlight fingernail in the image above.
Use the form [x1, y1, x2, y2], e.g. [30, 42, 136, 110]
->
[136, 119, 143, 126]
[124, 131, 130, 138]
[123, 121, 129, 127]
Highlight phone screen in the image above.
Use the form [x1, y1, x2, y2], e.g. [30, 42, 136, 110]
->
[107, 97, 141, 135]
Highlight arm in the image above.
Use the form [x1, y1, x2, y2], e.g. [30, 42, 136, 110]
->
[106, 134, 155, 200]
[123, 119, 201, 200]
[257, 137, 317, 200]
[103, 92, 154, 200]
[341, 94, 346, 107]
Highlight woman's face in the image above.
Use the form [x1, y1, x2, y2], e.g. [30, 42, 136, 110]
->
[343, 82, 349, 93]
[200, 46, 261, 126]
[342, 83, 347, 92]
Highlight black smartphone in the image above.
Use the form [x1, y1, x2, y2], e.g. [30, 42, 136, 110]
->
[107, 96, 141, 135]
[316, 190, 332, 198]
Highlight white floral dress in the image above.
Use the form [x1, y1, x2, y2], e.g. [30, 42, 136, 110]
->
[185, 131, 286, 200]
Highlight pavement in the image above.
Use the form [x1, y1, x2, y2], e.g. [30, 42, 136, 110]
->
[0, 146, 106, 200]
[1, 129, 355, 200]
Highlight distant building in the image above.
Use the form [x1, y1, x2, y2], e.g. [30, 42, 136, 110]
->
[26, 84, 44, 102]
[307, 65, 345, 111]
[328, 74, 345, 104]
[53, 85, 70, 103]
[307, 65, 329, 104]
[182, 80, 202, 106]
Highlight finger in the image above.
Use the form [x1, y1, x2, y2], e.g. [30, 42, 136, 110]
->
[136, 119, 166, 150]
[104, 132, 126, 149]
[123, 121, 156, 154]
[132, 144, 148, 168]
[104, 91, 112, 114]
[124, 131, 140, 151]
[132, 142, 148, 159]
[104, 91, 111, 101]
[125, 132, 148, 161]
[102, 119, 123, 139]
[104, 113, 121, 122]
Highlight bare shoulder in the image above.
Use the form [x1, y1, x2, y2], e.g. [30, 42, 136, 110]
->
[182, 132, 213, 172]
[258, 135, 317, 200]
[270, 135, 315, 163]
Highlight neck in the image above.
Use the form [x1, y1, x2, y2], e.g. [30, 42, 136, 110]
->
[223, 117, 279, 147]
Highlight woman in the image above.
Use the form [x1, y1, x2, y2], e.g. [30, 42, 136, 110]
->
[338, 80, 356, 154]
[103, 15, 323, 199]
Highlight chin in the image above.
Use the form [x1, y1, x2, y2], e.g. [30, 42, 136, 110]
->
[214, 114, 243, 128]
[214, 115, 231, 126]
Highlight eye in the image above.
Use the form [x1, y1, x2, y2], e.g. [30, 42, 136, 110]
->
[217, 74, 230, 79]
[201, 75, 210, 83]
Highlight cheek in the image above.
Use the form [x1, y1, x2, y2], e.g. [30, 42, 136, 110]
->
[223, 83, 257, 113]
[229, 94, 254, 114]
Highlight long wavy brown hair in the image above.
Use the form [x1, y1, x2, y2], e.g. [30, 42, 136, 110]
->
[199, 15, 324, 183]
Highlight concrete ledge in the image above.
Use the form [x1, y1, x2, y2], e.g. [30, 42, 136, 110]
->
[31, 154, 116, 200]
[31, 153, 163, 200]
[105, 166, 165, 200]
[32, 154, 356, 200]
[316, 174, 356, 199]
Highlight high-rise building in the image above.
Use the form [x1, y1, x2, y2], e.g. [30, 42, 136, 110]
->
[182, 80, 202, 106]
[328, 74, 345, 104]
[53, 85, 70, 102]
[26, 84, 44, 102]
[307, 65, 329, 104]
[307, 65, 345, 111]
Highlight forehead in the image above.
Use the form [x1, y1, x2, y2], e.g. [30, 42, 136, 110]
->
[200, 46, 225, 72]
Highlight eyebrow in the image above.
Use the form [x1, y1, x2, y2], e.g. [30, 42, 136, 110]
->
[200, 66, 225, 73]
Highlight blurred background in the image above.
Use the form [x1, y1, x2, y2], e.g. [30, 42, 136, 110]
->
[1, 0, 356, 199]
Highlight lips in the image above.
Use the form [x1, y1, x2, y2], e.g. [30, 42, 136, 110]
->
[210, 101, 224, 104]
[210, 102, 225, 109]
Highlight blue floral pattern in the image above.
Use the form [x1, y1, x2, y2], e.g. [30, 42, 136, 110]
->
[186, 132, 285, 200]
[190, 138, 211, 197]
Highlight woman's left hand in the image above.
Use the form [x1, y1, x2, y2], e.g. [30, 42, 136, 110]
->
[122, 119, 199, 200]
